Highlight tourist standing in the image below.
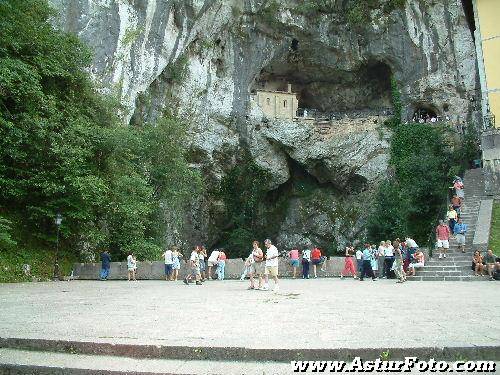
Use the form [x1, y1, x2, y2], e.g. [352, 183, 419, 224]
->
[207, 248, 220, 280]
[171, 247, 181, 281]
[454, 218, 468, 253]
[100, 250, 111, 280]
[199, 246, 207, 281]
[217, 248, 227, 280]
[360, 243, 377, 281]
[383, 240, 395, 278]
[451, 195, 462, 216]
[311, 247, 322, 278]
[453, 177, 465, 200]
[301, 247, 311, 279]
[163, 247, 174, 281]
[184, 247, 202, 285]
[248, 240, 264, 290]
[447, 206, 458, 234]
[393, 240, 406, 283]
[370, 245, 379, 277]
[262, 239, 279, 291]
[127, 252, 137, 281]
[340, 245, 357, 279]
[377, 241, 386, 278]
[288, 248, 300, 278]
[355, 247, 363, 278]
[436, 220, 451, 259]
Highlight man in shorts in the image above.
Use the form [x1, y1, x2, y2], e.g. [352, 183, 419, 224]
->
[484, 249, 498, 280]
[184, 247, 202, 285]
[436, 219, 451, 259]
[453, 218, 468, 253]
[262, 239, 279, 292]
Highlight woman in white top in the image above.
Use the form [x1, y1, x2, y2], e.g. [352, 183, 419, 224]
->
[127, 252, 137, 281]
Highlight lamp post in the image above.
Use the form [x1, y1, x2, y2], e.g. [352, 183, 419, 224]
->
[53, 213, 62, 281]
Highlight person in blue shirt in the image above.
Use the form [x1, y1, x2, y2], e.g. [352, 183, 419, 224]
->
[453, 218, 468, 253]
[100, 250, 111, 280]
[360, 243, 377, 281]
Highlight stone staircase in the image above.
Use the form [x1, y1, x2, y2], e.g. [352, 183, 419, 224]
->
[410, 168, 488, 281]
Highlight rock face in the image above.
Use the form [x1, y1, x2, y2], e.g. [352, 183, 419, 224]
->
[49, 0, 480, 252]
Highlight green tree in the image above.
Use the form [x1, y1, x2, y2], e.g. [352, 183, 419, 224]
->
[0, 0, 200, 262]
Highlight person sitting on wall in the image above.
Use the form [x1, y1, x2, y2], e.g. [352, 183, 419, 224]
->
[407, 249, 425, 277]
[484, 249, 498, 280]
[472, 250, 484, 276]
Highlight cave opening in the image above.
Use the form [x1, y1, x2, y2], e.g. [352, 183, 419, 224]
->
[412, 106, 439, 123]
[251, 55, 394, 121]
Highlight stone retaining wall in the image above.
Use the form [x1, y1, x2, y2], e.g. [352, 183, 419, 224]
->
[73, 257, 348, 280]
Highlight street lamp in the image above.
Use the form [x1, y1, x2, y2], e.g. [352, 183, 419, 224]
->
[53, 213, 63, 281]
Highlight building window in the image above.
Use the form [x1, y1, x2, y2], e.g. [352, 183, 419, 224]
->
[266, 98, 270, 105]
[283, 100, 287, 108]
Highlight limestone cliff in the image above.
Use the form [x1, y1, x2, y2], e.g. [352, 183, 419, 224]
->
[49, 0, 480, 251]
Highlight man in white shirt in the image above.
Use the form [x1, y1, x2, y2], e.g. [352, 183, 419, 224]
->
[184, 248, 202, 285]
[207, 249, 220, 280]
[163, 248, 173, 281]
[262, 239, 279, 292]
[355, 248, 363, 277]
[383, 241, 395, 279]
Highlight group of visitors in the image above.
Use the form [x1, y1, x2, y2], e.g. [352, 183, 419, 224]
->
[284, 246, 326, 279]
[338, 238, 423, 283]
[181, 246, 227, 285]
[472, 249, 500, 280]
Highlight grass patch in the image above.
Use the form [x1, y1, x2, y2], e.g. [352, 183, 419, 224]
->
[489, 201, 500, 254]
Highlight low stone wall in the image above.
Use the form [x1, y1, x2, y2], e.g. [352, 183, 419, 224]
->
[73, 257, 348, 280]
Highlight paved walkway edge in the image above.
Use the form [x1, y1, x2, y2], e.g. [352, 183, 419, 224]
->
[1, 337, 499, 362]
[0, 364, 179, 375]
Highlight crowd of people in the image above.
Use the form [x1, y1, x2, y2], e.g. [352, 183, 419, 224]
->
[97, 177, 499, 284]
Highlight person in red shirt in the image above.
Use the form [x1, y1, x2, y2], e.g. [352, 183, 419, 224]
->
[311, 247, 324, 278]
[436, 219, 451, 259]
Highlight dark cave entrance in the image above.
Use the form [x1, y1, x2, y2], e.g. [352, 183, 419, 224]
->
[412, 106, 439, 123]
[251, 53, 393, 119]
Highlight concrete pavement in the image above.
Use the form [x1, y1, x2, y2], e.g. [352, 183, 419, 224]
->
[0, 279, 499, 358]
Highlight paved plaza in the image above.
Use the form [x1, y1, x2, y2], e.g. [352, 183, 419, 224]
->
[0, 279, 499, 352]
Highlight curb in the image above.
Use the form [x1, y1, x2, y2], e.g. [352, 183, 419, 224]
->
[1, 338, 499, 362]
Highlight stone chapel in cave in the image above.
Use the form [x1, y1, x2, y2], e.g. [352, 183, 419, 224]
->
[254, 82, 299, 120]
